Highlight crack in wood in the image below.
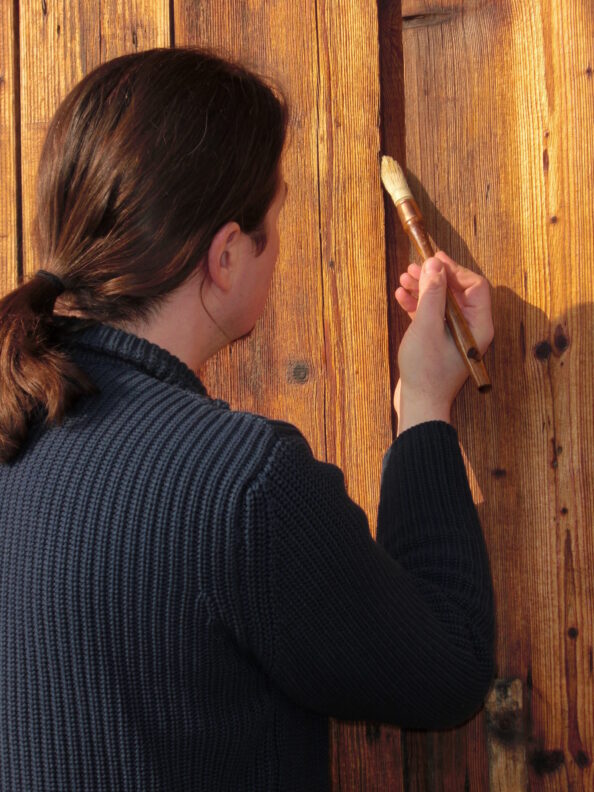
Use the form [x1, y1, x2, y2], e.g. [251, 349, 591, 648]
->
[402, 12, 455, 29]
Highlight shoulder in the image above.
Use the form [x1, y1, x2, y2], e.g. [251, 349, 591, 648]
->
[184, 406, 322, 496]
[162, 398, 317, 485]
[220, 410, 315, 469]
[230, 412, 348, 511]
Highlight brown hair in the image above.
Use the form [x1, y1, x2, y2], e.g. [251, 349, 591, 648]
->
[0, 46, 289, 464]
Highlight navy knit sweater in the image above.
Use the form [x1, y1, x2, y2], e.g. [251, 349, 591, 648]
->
[0, 317, 495, 791]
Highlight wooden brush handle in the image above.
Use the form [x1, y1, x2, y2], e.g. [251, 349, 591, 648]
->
[396, 199, 492, 393]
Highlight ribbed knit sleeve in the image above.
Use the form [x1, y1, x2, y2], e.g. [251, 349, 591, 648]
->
[236, 420, 495, 730]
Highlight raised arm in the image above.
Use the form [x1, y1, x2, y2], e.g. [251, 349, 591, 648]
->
[231, 423, 495, 730]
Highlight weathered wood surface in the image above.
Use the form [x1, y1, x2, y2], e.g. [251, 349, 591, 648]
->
[0, 0, 18, 295]
[177, 1, 393, 523]
[401, 0, 594, 789]
[486, 679, 529, 791]
[17, 0, 170, 284]
[5, 0, 592, 788]
[1, 0, 398, 788]
[175, 2, 397, 787]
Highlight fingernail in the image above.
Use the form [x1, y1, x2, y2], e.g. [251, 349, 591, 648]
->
[425, 258, 443, 274]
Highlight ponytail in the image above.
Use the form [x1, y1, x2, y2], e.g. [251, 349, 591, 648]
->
[0, 273, 99, 464]
[0, 46, 288, 464]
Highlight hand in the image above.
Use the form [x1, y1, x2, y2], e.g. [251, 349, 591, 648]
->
[393, 251, 494, 423]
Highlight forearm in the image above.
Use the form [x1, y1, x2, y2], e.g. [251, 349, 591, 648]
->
[235, 425, 494, 728]
[377, 421, 495, 670]
[396, 386, 452, 436]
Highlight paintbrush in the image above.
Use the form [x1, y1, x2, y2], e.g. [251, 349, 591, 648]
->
[380, 155, 492, 393]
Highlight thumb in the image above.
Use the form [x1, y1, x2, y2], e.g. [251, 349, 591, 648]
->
[415, 257, 447, 329]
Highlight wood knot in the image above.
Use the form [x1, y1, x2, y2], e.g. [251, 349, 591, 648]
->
[533, 340, 552, 360]
[553, 324, 569, 352]
[487, 710, 521, 745]
[485, 679, 524, 747]
[287, 361, 310, 384]
[529, 749, 565, 775]
[576, 750, 591, 768]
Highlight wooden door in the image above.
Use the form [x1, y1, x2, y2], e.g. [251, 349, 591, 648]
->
[176, 3, 397, 787]
[1, 0, 396, 788]
[396, 1, 594, 789]
[3, 0, 592, 789]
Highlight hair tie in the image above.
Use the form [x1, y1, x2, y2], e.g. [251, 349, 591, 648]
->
[36, 269, 66, 295]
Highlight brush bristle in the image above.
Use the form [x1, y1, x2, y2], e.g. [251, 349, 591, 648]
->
[380, 155, 413, 204]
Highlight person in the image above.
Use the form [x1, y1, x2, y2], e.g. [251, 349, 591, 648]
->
[0, 46, 495, 792]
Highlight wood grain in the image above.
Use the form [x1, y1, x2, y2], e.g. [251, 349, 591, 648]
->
[0, 0, 18, 294]
[314, 0, 392, 518]
[175, 1, 394, 515]
[174, 0, 327, 460]
[401, 0, 594, 788]
[309, 0, 399, 784]
[486, 679, 528, 791]
[18, 0, 169, 281]
[2, 1, 400, 786]
[12, 0, 591, 788]
[176, 3, 396, 788]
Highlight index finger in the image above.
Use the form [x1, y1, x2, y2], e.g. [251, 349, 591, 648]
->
[433, 250, 486, 291]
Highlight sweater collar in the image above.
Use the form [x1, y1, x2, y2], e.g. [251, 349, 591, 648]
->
[55, 315, 217, 399]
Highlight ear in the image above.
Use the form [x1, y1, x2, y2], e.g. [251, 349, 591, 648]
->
[206, 221, 241, 292]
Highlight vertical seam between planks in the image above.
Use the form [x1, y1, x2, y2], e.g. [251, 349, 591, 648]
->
[169, 0, 175, 47]
[376, 1, 395, 442]
[12, 0, 23, 283]
[313, 0, 329, 464]
[314, 12, 333, 786]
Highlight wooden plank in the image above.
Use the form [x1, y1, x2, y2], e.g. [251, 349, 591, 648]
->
[330, 0, 398, 776]
[176, 0, 393, 517]
[327, 0, 405, 789]
[173, 9, 393, 522]
[379, 0, 410, 442]
[176, 3, 397, 790]
[485, 679, 528, 791]
[401, 0, 594, 789]
[0, 0, 18, 295]
[314, 0, 392, 516]
[11, 2, 399, 788]
[296, 0, 399, 782]
[397, 716, 490, 791]
[330, 720, 403, 792]
[19, 0, 169, 280]
[175, 1, 327, 459]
